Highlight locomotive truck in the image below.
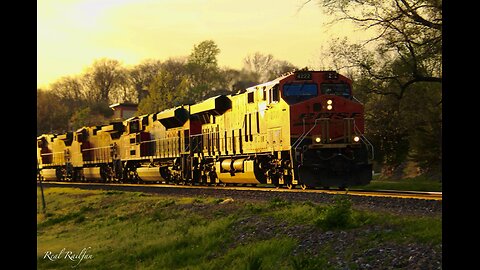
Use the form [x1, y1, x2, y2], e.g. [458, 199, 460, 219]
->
[37, 70, 373, 189]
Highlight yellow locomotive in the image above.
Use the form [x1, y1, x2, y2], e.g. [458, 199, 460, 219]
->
[37, 70, 373, 188]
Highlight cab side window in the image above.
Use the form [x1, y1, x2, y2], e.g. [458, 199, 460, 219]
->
[130, 120, 139, 133]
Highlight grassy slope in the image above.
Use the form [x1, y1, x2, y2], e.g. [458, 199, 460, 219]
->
[37, 187, 441, 269]
[351, 175, 442, 192]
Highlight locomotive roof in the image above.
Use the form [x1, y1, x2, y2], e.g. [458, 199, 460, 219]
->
[109, 102, 138, 108]
[37, 134, 54, 140]
[245, 70, 343, 93]
[245, 72, 292, 92]
[125, 116, 138, 122]
[190, 95, 231, 115]
[156, 105, 187, 117]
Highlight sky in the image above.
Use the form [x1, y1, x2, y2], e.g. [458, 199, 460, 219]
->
[37, 0, 371, 89]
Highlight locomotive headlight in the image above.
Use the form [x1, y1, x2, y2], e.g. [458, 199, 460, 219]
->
[353, 136, 360, 142]
[327, 99, 333, 105]
[315, 137, 321, 143]
[327, 104, 333, 110]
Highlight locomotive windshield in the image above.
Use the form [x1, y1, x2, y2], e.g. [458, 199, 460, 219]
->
[320, 83, 351, 99]
[282, 83, 318, 104]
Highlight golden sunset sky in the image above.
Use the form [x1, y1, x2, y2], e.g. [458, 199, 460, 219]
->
[37, 0, 370, 89]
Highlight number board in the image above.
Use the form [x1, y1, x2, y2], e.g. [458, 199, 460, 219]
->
[295, 72, 312, 80]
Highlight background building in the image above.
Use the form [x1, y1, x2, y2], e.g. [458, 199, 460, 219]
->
[109, 102, 138, 120]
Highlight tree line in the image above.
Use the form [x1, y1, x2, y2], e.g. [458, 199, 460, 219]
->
[37, 40, 296, 135]
[37, 0, 441, 178]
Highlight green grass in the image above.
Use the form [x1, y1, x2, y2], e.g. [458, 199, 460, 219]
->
[201, 238, 297, 270]
[352, 175, 442, 192]
[37, 188, 441, 269]
[265, 196, 441, 245]
[38, 190, 234, 269]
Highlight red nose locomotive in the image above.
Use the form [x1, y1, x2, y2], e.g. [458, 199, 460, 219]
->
[37, 70, 373, 188]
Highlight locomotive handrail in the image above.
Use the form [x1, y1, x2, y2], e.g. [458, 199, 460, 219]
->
[291, 119, 308, 150]
[354, 121, 374, 160]
[290, 118, 325, 165]
[352, 96, 363, 104]
[135, 136, 184, 159]
[40, 151, 67, 166]
[81, 145, 112, 151]
[189, 133, 204, 154]
[40, 151, 65, 156]
[291, 118, 327, 150]
[291, 118, 323, 151]
[80, 145, 114, 164]
[138, 137, 180, 144]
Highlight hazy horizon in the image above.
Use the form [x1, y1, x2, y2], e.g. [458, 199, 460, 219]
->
[37, 0, 371, 89]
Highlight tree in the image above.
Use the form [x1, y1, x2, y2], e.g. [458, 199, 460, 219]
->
[309, 0, 442, 97]
[266, 60, 298, 80]
[137, 68, 190, 115]
[128, 59, 163, 102]
[243, 52, 274, 82]
[364, 93, 410, 174]
[220, 68, 256, 93]
[37, 89, 70, 135]
[243, 52, 298, 83]
[49, 75, 86, 109]
[400, 82, 441, 175]
[343, 51, 443, 176]
[187, 40, 220, 69]
[82, 58, 126, 104]
[187, 40, 223, 101]
[69, 107, 110, 131]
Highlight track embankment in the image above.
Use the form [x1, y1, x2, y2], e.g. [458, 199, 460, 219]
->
[38, 182, 442, 216]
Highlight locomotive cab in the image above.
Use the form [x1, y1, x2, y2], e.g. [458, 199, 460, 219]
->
[281, 70, 373, 188]
[281, 71, 352, 105]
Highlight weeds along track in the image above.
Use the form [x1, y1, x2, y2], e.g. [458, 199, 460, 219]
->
[38, 181, 442, 216]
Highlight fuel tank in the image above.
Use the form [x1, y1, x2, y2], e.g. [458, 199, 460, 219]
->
[82, 167, 102, 181]
[216, 159, 259, 184]
[136, 167, 164, 182]
[40, 169, 58, 181]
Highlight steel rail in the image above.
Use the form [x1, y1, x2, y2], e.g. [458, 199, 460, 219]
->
[37, 181, 442, 201]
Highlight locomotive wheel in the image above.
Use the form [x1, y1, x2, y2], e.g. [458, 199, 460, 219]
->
[300, 184, 308, 190]
[286, 183, 295, 190]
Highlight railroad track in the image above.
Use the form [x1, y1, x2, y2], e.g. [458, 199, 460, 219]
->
[37, 181, 442, 201]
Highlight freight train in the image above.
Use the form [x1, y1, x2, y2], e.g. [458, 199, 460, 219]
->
[37, 70, 374, 189]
